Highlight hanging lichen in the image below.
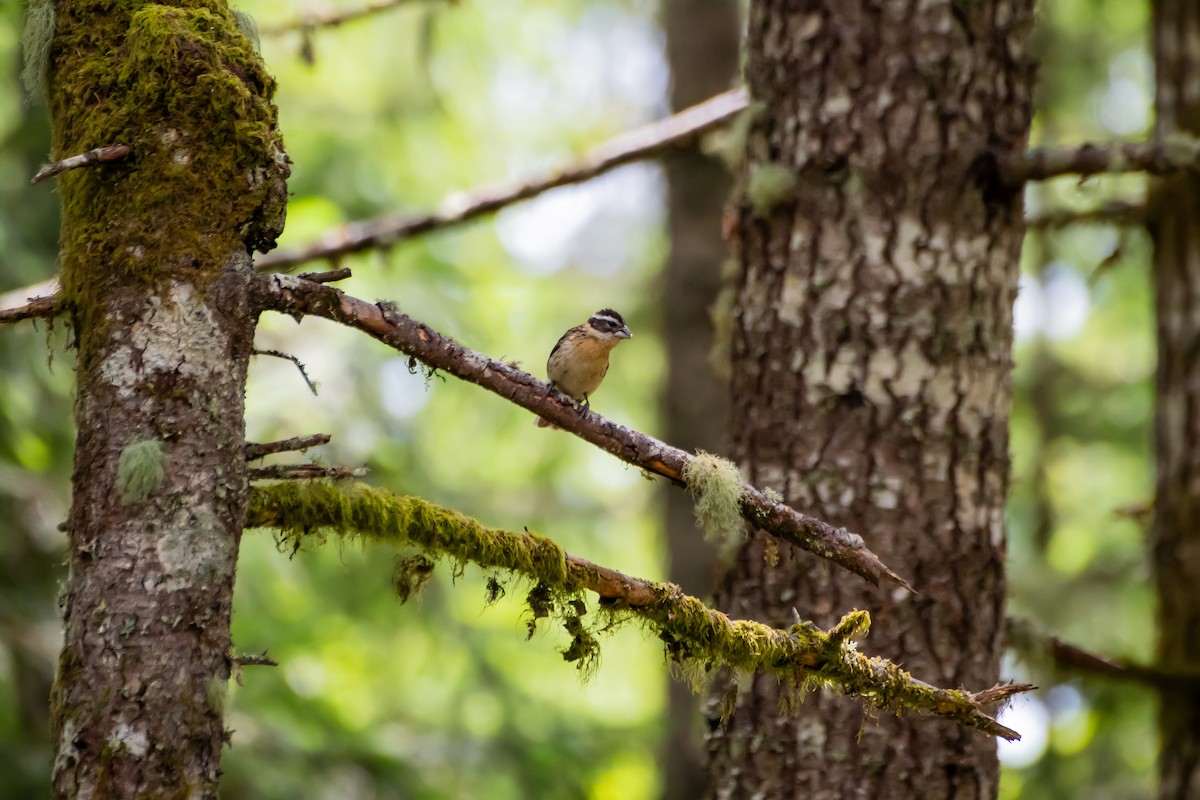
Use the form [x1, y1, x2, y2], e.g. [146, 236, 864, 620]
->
[681, 450, 745, 543]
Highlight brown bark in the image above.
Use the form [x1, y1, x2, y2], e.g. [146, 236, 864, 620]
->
[46, 2, 287, 797]
[1150, 1, 1200, 797]
[660, 1, 739, 797]
[707, 2, 1033, 798]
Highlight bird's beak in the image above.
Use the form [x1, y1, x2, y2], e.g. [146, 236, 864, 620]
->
[616, 326, 632, 339]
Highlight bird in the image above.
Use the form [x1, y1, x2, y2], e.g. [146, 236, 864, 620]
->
[536, 308, 632, 428]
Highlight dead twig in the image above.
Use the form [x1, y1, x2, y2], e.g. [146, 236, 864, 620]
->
[0, 293, 63, 325]
[31, 144, 131, 184]
[249, 464, 367, 481]
[253, 348, 319, 396]
[245, 434, 332, 460]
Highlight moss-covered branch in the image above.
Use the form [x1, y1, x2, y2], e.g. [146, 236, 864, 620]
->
[246, 480, 1029, 740]
[250, 272, 911, 590]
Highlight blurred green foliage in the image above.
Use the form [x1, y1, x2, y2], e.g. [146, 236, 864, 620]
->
[0, 0, 1162, 797]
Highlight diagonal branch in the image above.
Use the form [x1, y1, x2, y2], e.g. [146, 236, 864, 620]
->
[249, 272, 913, 590]
[247, 480, 1028, 739]
[257, 0, 434, 37]
[0, 293, 63, 325]
[255, 88, 749, 271]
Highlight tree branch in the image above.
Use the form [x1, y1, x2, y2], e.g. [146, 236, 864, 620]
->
[1008, 618, 1200, 688]
[250, 272, 913, 590]
[247, 480, 1028, 739]
[31, 144, 131, 184]
[245, 434, 332, 460]
[257, 0, 433, 37]
[1024, 200, 1146, 230]
[249, 464, 367, 481]
[255, 88, 749, 271]
[1000, 136, 1200, 185]
[0, 293, 63, 325]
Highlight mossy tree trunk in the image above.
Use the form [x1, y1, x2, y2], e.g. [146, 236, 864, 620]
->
[659, 1, 738, 797]
[707, 2, 1032, 798]
[1150, 1, 1200, 796]
[45, 1, 287, 797]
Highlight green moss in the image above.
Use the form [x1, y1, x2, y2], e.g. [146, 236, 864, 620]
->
[747, 162, 798, 218]
[49, 0, 288, 350]
[116, 439, 165, 503]
[681, 450, 745, 543]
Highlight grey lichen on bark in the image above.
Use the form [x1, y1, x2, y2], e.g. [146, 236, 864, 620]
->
[708, 1, 1034, 798]
[46, 1, 289, 798]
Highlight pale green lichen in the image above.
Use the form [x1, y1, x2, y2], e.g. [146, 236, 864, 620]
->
[703, 99, 767, 170]
[205, 675, 227, 715]
[116, 439, 165, 503]
[708, 259, 741, 381]
[681, 450, 745, 543]
[747, 162, 798, 218]
[20, 0, 55, 105]
[232, 9, 260, 52]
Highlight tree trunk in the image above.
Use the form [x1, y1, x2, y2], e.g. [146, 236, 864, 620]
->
[1150, 1, 1200, 796]
[707, 2, 1033, 798]
[46, 2, 287, 797]
[660, 2, 739, 799]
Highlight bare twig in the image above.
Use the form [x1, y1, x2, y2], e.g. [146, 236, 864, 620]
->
[255, 88, 750, 271]
[258, 0, 432, 37]
[250, 273, 913, 590]
[299, 267, 353, 284]
[1000, 136, 1200, 186]
[0, 293, 63, 325]
[249, 464, 367, 481]
[31, 144, 131, 184]
[0, 279, 58, 313]
[231, 651, 278, 668]
[253, 348, 319, 396]
[245, 434, 332, 460]
[1025, 200, 1146, 230]
[249, 480, 1028, 739]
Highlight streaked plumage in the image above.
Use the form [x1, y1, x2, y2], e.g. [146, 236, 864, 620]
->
[536, 309, 632, 428]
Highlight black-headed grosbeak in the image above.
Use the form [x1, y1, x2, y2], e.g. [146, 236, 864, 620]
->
[536, 308, 632, 428]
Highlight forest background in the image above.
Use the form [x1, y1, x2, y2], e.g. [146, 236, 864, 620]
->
[0, 0, 1157, 797]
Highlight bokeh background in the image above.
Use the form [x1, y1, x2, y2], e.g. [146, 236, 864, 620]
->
[0, 1, 1158, 797]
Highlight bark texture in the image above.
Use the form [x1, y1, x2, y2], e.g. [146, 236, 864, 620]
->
[46, 2, 287, 797]
[707, 2, 1033, 798]
[1150, 1, 1200, 796]
[660, 1, 739, 797]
